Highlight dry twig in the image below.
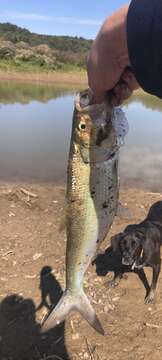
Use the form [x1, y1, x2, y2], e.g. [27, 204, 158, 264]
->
[85, 337, 96, 360]
[20, 187, 38, 198]
[2, 250, 13, 257]
[144, 322, 162, 329]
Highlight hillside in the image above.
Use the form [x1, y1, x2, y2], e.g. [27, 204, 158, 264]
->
[0, 23, 92, 72]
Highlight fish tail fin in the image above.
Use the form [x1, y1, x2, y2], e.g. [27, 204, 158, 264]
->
[41, 289, 104, 335]
[76, 290, 104, 335]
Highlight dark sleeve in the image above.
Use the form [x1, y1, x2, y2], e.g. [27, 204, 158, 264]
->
[127, 0, 162, 98]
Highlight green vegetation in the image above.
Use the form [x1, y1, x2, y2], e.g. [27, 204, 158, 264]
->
[0, 23, 92, 72]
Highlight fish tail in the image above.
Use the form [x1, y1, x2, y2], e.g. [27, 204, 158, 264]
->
[76, 289, 104, 335]
[41, 289, 104, 335]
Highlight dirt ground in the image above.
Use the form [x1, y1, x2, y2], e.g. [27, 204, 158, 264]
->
[0, 182, 162, 360]
[0, 71, 87, 85]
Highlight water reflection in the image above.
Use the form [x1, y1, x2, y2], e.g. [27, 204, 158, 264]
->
[121, 99, 162, 191]
[0, 81, 162, 192]
[0, 93, 73, 182]
[0, 81, 79, 104]
[126, 90, 162, 112]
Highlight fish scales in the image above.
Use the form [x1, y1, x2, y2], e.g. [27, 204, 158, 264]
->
[66, 156, 118, 291]
[41, 89, 128, 335]
[66, 156, 96, 290]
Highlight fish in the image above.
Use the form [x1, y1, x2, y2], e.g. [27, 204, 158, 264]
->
[41, 89, 128, 335]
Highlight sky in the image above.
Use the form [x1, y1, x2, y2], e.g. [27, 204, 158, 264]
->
[0, 0, 129, 39]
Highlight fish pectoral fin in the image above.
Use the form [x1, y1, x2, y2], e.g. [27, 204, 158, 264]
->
[41, 289, 104, 336]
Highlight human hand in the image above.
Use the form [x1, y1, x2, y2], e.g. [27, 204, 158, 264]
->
[87, 5, 139, 105]
[107, 67, 139, 106]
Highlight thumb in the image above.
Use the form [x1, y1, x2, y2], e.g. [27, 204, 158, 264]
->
[121, 68, 139, 91]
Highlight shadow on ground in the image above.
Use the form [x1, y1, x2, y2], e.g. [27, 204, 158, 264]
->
[0, 266, 69, 360]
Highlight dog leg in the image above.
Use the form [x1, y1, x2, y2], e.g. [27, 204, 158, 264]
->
[104, 268, 125, 288]
[135, 268, 150, 297]
[145, 261, 161, 304]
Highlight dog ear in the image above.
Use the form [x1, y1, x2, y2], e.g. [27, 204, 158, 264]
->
[134, 228, 146, 242]
[111, 233, 123, 252]
[125, 224, 138, 233]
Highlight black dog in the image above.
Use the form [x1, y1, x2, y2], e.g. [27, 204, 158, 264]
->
[110, 201, 162, 304]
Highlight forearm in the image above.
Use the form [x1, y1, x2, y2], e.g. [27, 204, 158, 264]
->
[87, 3, 139, 104]
[87, 5, 129, 98]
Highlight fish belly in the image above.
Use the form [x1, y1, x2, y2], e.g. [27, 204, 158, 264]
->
[66, 156, 118, 291]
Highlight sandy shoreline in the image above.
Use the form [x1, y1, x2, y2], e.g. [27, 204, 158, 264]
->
[0, 180, 162, 359]
[0, 70, 88, 85]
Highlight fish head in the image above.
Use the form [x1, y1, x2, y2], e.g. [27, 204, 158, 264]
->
[73, 89, 117, 163]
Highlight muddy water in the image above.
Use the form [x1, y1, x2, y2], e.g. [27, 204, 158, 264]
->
[0, 81, 162, 191]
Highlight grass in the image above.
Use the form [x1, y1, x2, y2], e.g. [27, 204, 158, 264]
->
[0, 59, 87, 85]
[0, 59, 85, 73]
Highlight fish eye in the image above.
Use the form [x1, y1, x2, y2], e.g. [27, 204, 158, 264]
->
[79, 122, 86, 130]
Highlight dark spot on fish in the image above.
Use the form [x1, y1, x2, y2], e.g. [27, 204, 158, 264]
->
[96, 123, 111, 146]
[108, 186, 112, 190]
[91, 190, 96, 198]
[110, 152, 115, 158]
[96, 239, 99, 243]
[102, 202, 108, 209]
[113, 159, 118, 174]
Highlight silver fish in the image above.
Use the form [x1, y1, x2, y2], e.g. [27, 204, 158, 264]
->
[41, 89, 128, 334]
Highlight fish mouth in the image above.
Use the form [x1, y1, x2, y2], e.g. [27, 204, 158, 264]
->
[75, 88, 107, 113]
[76, 88, 93, 109]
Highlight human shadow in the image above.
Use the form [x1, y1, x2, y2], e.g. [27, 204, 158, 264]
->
[35, 265, 69, 360]
[36, 265, 62, 311]
[0, 266, 69, 360]
[93, 246, 150, 297]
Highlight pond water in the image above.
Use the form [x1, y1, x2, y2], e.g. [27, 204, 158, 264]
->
[0, 80, 162, 191]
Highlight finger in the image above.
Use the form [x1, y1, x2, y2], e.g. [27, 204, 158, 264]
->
[121, 69, 139, 91]
[110, 83, 132, 106]
[90, 90, 105, 104]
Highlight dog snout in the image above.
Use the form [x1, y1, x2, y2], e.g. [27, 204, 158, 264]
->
[123, 249, 132, 258]
[122, 256, 134, 266]
[122, 250, 134, 266]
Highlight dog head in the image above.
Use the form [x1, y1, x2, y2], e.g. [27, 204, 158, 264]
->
[111, 225, 145, 267]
